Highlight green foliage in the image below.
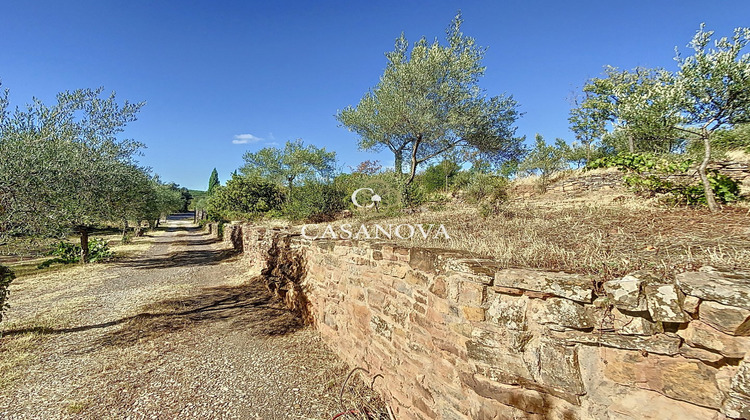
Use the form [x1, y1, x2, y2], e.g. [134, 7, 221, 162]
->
[588, 153, 740, 206]
[241, 139, 336, 199]
[281, 181, 348, 222]
[689, 124, 750, 156]
[586, 152, 693, 173]
[208, 168, 220, 194]
[519, 134, 569, 191]
[205, 173, 284, 221]
[574, 66, 685, 154]
[37, 238, 114, 268]
[624, 171, 740, 206]
[0, 87, 145, 241]
[0, 265, 14, 323]
[336, 12, 522, 183]
[462, 172, 509, 204]
[420, 160, 461, 193]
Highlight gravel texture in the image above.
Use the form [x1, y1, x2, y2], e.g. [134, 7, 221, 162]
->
[0, 216, 351, 419]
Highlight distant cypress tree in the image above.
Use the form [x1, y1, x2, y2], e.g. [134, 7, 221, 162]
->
[208, 168, 220, 194]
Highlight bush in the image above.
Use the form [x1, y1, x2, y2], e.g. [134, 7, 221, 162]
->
[37, 238, 113, 268]
[588, 152, 741, 207]
[205, 174, 284, 221]
[283, 181, 349, 222]
[625, 170, 740, 206]
[463, 173, 509, 204]
[0, 265, 14, 323]
[419, 160, 460, 193]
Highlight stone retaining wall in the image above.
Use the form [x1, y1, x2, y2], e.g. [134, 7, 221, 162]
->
[238, 226, 749, 419]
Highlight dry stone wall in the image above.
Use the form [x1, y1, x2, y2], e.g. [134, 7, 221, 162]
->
[237, 225, 749, 420]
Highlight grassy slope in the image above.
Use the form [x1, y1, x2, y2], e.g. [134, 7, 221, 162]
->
[307, 178, 750, 282]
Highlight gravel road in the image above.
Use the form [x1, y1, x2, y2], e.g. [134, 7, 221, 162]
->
[0, 215, 351, 419]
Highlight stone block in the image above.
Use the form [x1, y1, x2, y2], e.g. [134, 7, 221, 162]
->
[699, 300, 750, 336]
[461, 306, 486, 322]
[533, 297, 595, 330]
[611, 308, 663, 336]
[486, 294, 528, 331]
[557, 331, 681, 355]
[458, 280, 487, 306]
[679, 345, 723, 363]
[602, 348, 724, 409]
[529, 340, 586, 395]
[683, 295, 701, 315]
[733, 354, 750, 396]
[603, 273, 647, 311]
[678, 321, 750, 358]
[676, 267, 750, 310]
[428, 276, 448, 299]
[644, 282, 691, 323]
[494, 268, 594, 303]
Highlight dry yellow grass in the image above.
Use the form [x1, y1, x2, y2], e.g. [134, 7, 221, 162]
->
[309, 190, 749, 281]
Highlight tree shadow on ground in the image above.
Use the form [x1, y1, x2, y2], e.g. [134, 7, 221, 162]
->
[115, 236, 239, 269]
[1, 278, 303, 346]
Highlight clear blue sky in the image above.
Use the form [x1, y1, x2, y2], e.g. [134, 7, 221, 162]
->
[2, 0, 748, 190]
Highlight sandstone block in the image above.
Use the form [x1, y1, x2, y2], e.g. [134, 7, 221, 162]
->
[644, 282, 690, 323]
[602, 348, 724, 409]
[558, 331, 681, 355]
[722, 392, 750, 420]
[486, 293, 528, 331]
[733, 354, 750, 396]
[683, 295, 701, 315]
[458, 280, 487, 306]
[494, 269, 595, 303]
[676, 267, 750, 310]
[679, 345, 723, 363]
[700, 300, 750, 336]
[603, 274, 647, 311]
[611, 308, 663, 336]
[678, 321, 750, 358]
[530, 341, 586, 395]
[461, 306, 486, 322]
[534, 297, 595, 330]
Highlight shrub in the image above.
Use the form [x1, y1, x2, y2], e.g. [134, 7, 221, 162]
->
[419, 160, 461, 193]
[588, 152, 741, 207]
[37, 238, 113, 268]
[463, 173, 509, 204]
[283, 181, 348, 222]
[205, 174, 284, 221]
[0, 265, 14, 323]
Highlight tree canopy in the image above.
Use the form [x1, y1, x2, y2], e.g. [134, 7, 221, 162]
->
[241, 139, 336, 199]
[207, 168, 220, 194]
[0, 86, 180, 260]
[336, 12, 523, 186]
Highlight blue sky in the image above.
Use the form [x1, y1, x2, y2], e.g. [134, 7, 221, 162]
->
[1, 1, 749, 190]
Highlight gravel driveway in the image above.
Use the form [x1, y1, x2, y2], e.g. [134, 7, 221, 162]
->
[0, 216, 350, 419]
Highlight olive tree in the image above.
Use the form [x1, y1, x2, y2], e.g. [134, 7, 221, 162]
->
[241, 139, 336, 200]
[672, 24, 750, 211]
[0, 87, 145, 261]
[336, 13, 523, 189]
[573, 66, 685, 155]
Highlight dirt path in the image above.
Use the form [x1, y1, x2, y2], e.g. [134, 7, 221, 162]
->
[0, 216, 349, 419]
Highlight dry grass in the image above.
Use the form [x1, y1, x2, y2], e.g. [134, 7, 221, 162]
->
[0, 332, 40, 389]
[0, 230, 161, 391]
[314, 190, 750, 281]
